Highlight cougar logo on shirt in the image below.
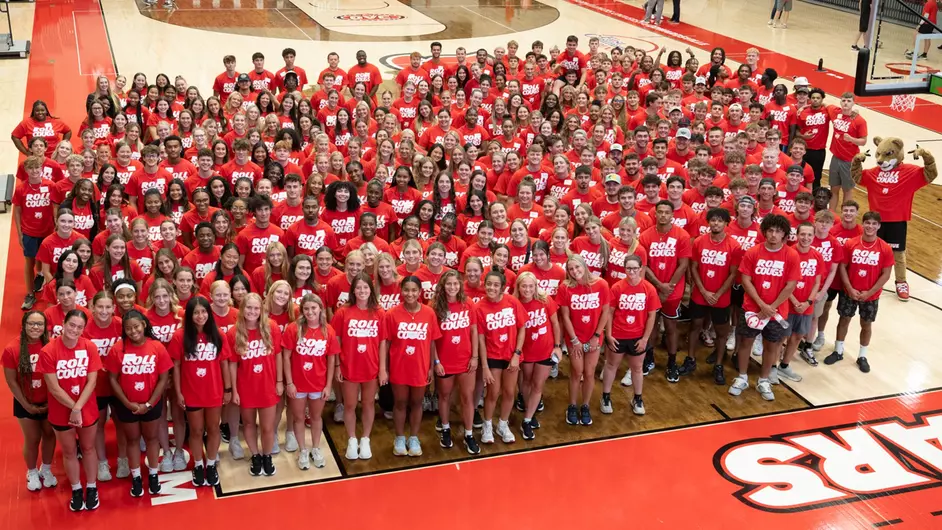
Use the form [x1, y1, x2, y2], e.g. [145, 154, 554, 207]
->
[122, 353, 157, 375]
[570, 292, 601, 311]
[715, 411, 942, 512]
[754, 259, 785, 276]
[252, 364, 263, 373]
[851, 249, 881, 266]
[397, 322, 429, 340]
[347, 319, 379, 338]
[618, 293, 647, 311]
[152, 324, 179, 343]
[57, 354, 89, 380]
[302, 361, 314, 371]
[195, 367, 207, 377]
[70, 384, 80, 395]
[134, 381, 146, 392]
[251, 234, 279, 254]
[296, 337, 327, 357]
[701, 249, 729, 266]
[649, 238, 678, 258]
[405, 345, 416, 356]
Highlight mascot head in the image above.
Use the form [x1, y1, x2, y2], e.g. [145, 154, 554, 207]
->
[873, 136, 904, 172]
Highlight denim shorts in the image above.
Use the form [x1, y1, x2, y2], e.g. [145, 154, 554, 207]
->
[295, 392, 323, 400]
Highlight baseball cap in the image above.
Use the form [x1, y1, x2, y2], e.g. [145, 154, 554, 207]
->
[676, 128, 692, 140]
[738, 195, 756, 207]
[668, 106, 683, 114]
[237, 73, 251, 83]
[678, 117, 691, 128]
[610, 143, 623, 152]
[604, 173, 622, 185]
[795, 85, 810, 93]
[787, 164, 803, 175]
[794, 76, 810, 86]
[695, 76, 707, 85]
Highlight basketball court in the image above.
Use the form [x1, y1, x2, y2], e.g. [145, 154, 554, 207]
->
[1, 0, 942, 528]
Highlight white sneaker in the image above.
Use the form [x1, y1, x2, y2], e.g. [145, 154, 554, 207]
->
[600, 396, 613, 414]
[757, 379, 775, 401]
[359, 437, 372, 460]
[345, 437, 359, 460]
[285, 431, 299, 453]
[496, 421, 516, 443]
[327, 389, 336, 402]
[383, 410, 393, 420]
[422, 395, 431, 412]
[549, 363, 559, 378]
[407, 436, 422, 456]
[159, 451, 174, 472]
[271, 438, 280, 455]
[393, 436, 408, 456]
[116, 457, 130, 479]
[632, 398, 646, 416]
[778, 364, 803, 382]
[311, 448, 326, 468]
[97, 461, 112, 481]
[768, 366, 780, 385]
[40, 467, 57, 488]
[229, 439, 245, 460]
[751, 340, 764, 358]
[811, 334, 826, 351]
[481, 421, 495, 444]
[26, 470, 41, 491]
[728, 375, 749, 396]
[297, 450, 310, 470]
[172, 450, 187, 471]
[620, 369, 633, 386]
[726, 334, 736, 352]
[333, 404, 344, 424]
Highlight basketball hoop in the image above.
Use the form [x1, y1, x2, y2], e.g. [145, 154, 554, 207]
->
[889, 93, 917, 112]
[884, 62, 939, 76]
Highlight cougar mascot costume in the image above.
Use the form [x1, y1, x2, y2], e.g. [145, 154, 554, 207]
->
[851, 137, 937, 301]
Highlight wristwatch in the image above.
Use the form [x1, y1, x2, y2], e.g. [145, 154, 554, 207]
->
[512, 349, 522, 357]
[145, 402, 152, 409]
[434, 359, 441, 365]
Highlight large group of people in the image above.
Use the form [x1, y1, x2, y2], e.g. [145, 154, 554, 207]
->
[5, 33, 930, 512]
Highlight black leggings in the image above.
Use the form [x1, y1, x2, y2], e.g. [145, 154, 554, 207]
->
[805, 149, 827, 190]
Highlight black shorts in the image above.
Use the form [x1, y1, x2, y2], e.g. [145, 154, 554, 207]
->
[837, 292, 879, 322]
[689, 301, 731, 325]
[730, 285, 745, 307]
[185, 405, 204, 412]
[113, 400, 164, 423]
[51, 419, 98, 432]
[826, 288, 840, 302]
[96, 396, 113, 411]
[859, 2, 870, 33]
[13, 399, 47, 421]
[524, 357, 555, 366]
[487, 358, 510, 370]
[736, 318, 788, 343]
[877, 221, 907, 252]
[611, 338, 645, 357]
[919, 23, 937, 35]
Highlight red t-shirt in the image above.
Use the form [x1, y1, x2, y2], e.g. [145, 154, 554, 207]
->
[2, 339, 47, 404]
[727, 220, 765, 252]
[12, 117, 72, 157]
[691, 233, 742, 308]
[610, 279, 661, 339]
[82, 316, 123, 397]
[858, 164, 929, 222]
[145, 308, 182, 344]
[556, 280, 612, 343]
[44, 305, 92, 339]
[383, 304, 441, 386]
[320, 208, 360, 248]
[638, 225, 693, 300]
[182, 247, 221, 282]
[36, 230, 83, 268]
[519, 263, 566, 297]
[792, 247, 824, 314]
[168, 328, 232, 407]
[842, 237, 895, 301]
[282, 322, 339, 394]
[434, 301, 476, 375]
[474, 296, 527, 362]
[12, 179, 56, 237]
[739, 244, 801, 318]
[104, 338, 172, 403]
[570, 236, 607, 277]
[521, 297, 558, 363]
[226, 322, 282, 409]
[330, 305, 385, 383]
[827, 106, 868, 162]
[126, 168, 172, 211]
[235, 221, 285, 273]
[797, 107, 830, 151]
[284, 220, 338, 258]
[37, 337, 102, 427]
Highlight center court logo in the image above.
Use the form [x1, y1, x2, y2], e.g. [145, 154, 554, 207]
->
[335, 14, 405, 21]
[714, 410, 942, 512]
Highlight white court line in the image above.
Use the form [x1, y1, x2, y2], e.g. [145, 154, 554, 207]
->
[274, 8, 313, 41]
[71, 12, 117, 77]
[460, 5, 515, 32]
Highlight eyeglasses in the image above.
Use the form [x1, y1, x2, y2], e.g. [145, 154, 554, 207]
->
[25, 321, 45, 328]
[626, 266, 642, 271]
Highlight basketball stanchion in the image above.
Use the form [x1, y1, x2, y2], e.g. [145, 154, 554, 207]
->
[0, 0, 29, 58]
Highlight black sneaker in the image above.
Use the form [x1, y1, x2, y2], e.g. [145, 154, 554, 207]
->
[665, 363, 680, 383]
[85, 486, 99, 510]
[32, 274, 44, 293]
[220, 423, 231, 443]
[677, 356, 697, 376]
[536, 399, 544, 413]
[435, 417, 443, 432]
[580, 404, 593, 426]
[472, 410, 484, 429]
[69, 488, 85, 511]
[130, 475, 144, 497]
[730, 353, 739, 368]
[529, 416, 541, 429]
[191, 465, 204, 487]
[514, 392, 525, 412]
[465, 434, 481, 455]
[262, 454, 276, 476]
[249, 454, 263, 476]
[148, 473, 161, 495]
[713, 364, 726, 385]
[566, 404, 579, 425]
[642, 358, 655, 376]
[857, 357, 871, 373]
[521, 420, 535, 440]
[21, 293, 36, 311]
[705, 350, 718, 365]
[205, 463, 219, 487]
[440, 427, 453, 448]
[823, 351, 843, 365]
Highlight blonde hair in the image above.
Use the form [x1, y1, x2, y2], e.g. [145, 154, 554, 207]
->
[264, 279, 297, 323]
[209, 280, 231, 304]
[513, 271, 546, 302]
[373, 252, 400, 287]
[146, 277, 182, 323]
[563, 254, 600, 288]
[583, 216, 610, 269]
[263, 241, 290, 294]
[296, 294, 327, 341]
[235, 293, 273, 356]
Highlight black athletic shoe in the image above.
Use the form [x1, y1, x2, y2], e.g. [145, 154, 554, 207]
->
[521, 420, 535, 440]
[130, 475, 144, 497]
[33, 274, 44, 293]
[677, 356, 697, 376]
[148, 473, 161, 495]
[536, 398, 544, 413]
[823, 351, 843, 365]
[514, 392, 525, 412]
[566, 404, 579, 425]
[220, 423, 231, 444]
[472, 410, 484, 429]
[435, 417, 443, 432]
[580, 404, 593, 426]
[665, 364, 680, 383]
[69, 488, 85, 511]
[857, 357, 871, 373]
[440, 427, 453, 448]
[529, 416, 541, 429]
[21, 293, 36, 311]
[205, 464, 219, 487]
[465, 434, 481, 455]
[705, 350, 718, 365]
[191, 465, 204, 487]
[249, 454, 263, 476]
[262, 454, 275, 476]
[713, 364, 726, 386]
[85, 486, 99, 510]
[642, 358, 655, 376]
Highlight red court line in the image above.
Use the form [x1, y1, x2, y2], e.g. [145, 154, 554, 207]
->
[566, 0, 942, 134]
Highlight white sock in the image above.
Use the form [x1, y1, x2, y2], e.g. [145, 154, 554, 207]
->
[40, 463, 51, 472]
[816, 331, 824, 341]
[465, 429, 473, 437]
[524, 417, 532, 423]
[71, 483, 82, 491]
[86, 481, 96, 489]
[148, 467, 159, 476]
[498, 419, 508, 428]
[835, 340, 845, 354]
[194, 459, 203, 468]
[206, 458, 215, 466]
[858, 346, 868, 359]
[440, 423, 449, 430]
[131, 467, 141, 478]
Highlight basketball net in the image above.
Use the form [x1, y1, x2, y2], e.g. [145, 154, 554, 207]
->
[889, 93, 917, 112]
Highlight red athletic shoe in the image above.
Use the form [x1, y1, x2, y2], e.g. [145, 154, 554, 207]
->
[895, 281, 910, 302]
